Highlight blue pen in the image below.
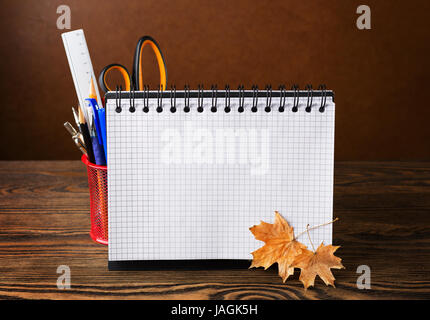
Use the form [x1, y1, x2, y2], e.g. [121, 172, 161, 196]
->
[98, 108, 107, 161]
[85, 98, 104, 149]
[91, 134, 106, 165]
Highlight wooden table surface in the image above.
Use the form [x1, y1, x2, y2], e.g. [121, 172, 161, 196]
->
[0, 161, 429, 300]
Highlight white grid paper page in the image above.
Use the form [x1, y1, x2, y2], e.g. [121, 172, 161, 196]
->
[107, 94, 335, 261]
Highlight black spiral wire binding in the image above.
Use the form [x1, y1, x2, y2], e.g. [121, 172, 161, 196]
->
[197, 84, 204, 113]
[143, 85, 149, 113]
[113, 84, 330, 114]
[251, 85, 258, 112]
[211, 85, 218, 112]
[278, 85, 286, 112]
[129, 84, 136, 113]
[184, 84, 190, 113]
[291, 84, 299, 112]
[170, 85, 176, 113]
[318, 84, 327, 113]
[224, 85, 231, 113]
[305, 84, 313, 113]
[115, 85, 122, 113]
[156, 85, 163, 113]
[238, 85, 245, 113]
[265, 85, 272, 112]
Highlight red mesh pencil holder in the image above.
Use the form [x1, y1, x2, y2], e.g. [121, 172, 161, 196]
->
[81, 154, 108, 245]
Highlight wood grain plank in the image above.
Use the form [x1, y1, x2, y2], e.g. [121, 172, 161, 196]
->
[0, 161, 429, 299]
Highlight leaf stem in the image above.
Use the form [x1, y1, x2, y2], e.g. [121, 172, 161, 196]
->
[295, 217, 339, 241]
[305, 224, 316, 252]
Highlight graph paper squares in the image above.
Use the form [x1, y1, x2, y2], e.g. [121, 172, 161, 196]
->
[107, 94, 335, 261]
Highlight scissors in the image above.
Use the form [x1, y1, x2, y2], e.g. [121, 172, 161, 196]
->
[98, 36, 167, 92]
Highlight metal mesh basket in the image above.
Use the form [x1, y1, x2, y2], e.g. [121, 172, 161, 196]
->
[82, 155, 108, 245]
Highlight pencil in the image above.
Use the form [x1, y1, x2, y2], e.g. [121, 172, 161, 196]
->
[78, 105, 96, 164]
[89, 77, 99, 104]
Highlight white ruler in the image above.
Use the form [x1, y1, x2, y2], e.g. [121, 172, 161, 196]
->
[62, 29, 102, 122]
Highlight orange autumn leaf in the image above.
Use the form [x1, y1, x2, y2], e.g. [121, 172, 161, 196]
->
[292, 243, 344, 290]
[249, 211, 307, 282]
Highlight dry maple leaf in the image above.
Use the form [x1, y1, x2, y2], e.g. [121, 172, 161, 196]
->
[249, 211, 307, 282]
[292, 243, 344, 289]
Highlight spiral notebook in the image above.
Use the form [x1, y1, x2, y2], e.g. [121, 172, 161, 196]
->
[105, 85, 335, 270]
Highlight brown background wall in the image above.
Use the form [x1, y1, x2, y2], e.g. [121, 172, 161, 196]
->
[0, 0, 429, 160]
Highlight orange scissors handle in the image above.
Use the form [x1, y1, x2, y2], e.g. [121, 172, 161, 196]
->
[98, 63, 131, 92]
[132, 36, 167, 91]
